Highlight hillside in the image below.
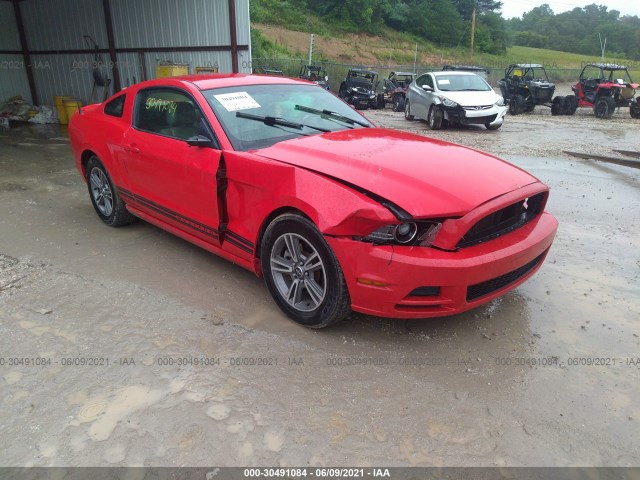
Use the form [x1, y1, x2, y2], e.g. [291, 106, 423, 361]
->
[252, 24, 640, 84]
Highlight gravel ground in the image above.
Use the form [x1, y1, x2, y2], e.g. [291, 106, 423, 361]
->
[0, 114, 639, 468]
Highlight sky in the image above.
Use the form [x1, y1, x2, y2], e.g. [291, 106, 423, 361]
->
[500, 0, 640, 19]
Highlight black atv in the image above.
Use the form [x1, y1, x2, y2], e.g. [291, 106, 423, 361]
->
[338, 69, 384, 110]
[498, 64, 556, 115]
[299, 64, 330, 90]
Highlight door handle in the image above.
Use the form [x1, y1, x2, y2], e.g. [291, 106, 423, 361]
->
[124, 144, 140, 153]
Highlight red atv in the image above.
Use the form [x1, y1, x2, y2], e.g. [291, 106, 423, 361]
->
[559, 63, 640, 119]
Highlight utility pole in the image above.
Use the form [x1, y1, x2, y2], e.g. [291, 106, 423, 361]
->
[413, 43, 418, 73]
[470, 6, 476, 63]
[308, 33, 314, 66]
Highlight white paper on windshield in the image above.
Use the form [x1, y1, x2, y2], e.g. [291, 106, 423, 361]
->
[214, 92, 261, 111]
[438, 79, 450, 85]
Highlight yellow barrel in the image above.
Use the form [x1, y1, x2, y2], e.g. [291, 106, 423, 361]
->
[63, 99, 83, 124]
[54, 95, 74, 124]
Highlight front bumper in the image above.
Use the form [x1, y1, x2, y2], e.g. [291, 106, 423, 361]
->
[444, 104, 507, 126]
[326, 212, 557, 319]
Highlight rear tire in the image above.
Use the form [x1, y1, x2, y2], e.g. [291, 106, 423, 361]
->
[508, 94, 526, 115]
[630, 101, 640, 119]
[563, 95, 578, 115]
[86, 156, 136, 227]
[428, 105, 444, 130]
[393, 95, 405, 112]
[594, 96, 615, 119]
[551, 96, 564, 116]
[261, 214, 351, 328]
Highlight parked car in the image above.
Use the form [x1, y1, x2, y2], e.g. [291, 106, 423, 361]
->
[498, 64, 555, 115]
[299, 64, 330, 90]
[69, 74, 557, 328]
[556, 63, 640, 119]
[442, 65, 490, 82]
[405, 71, 507, 130]
[383, 72, 416, 112]
[338, 68, 384, 110]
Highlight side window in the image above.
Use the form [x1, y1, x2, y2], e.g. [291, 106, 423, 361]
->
[134, 88, 202, 141]
[425, 75, 434, 88]
[416, 75, 428, 87]
[104, 94, 125, 117]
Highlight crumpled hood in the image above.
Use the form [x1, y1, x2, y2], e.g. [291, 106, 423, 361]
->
[256, 128, 539, 218]
[438, 90, 501, 106]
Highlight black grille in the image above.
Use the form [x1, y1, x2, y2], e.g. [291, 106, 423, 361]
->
[457, 192, 545, 248]
[466, 253, 545, 302]
[408, 286, 441, 297]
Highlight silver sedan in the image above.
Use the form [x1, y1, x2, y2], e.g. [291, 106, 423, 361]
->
[404, 71, 507, 130]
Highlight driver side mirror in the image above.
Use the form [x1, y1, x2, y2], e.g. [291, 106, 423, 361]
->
[186, 134, 214, 148]
[422, 85, 433, 92]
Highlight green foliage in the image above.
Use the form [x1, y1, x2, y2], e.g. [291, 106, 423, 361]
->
[508, 4, 640, 60]
[250, 0, 506, 54]
[250, 28, 294, 58]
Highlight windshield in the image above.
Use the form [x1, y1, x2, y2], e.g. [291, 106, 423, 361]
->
[203, 84, 370, 151]
[435, 74, 491, 92]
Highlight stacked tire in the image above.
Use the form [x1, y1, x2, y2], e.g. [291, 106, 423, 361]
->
[551, 95, 578, 116]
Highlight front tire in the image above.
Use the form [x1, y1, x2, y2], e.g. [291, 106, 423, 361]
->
[86, 156, 136, 227]
[630, 101, 640, 118]
[428, 105, 444, 130]
[594, 96, 615, 119]
[404, 99, 414, 120]
[261, 214, 351, 328]
[508, 94, 526, 115]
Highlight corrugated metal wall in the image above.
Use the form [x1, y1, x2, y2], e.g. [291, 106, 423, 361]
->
[0, 2, 32, 103]
[0, 0, 251, 107]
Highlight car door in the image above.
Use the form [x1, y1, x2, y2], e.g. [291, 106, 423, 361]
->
[413, 74, 435, 119]
[121, 86, 222, 246]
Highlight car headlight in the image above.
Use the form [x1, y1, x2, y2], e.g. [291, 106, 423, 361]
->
[356, 222, 442, 247]
[495, 96, 505, 106]
[439, 96, 459, 108]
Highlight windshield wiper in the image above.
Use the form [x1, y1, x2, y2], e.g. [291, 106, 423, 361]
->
[294, 104, 371, 128]
[235, 111, 331, 133]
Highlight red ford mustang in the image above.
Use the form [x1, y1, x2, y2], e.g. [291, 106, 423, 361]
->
[69, 74, 558, 328]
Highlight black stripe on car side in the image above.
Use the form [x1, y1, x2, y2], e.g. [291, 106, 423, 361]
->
[223, 236, 254, 254]
[118, 187, 255, 254]
[226, 230, 255, 249]
[118, 187, 219, 240]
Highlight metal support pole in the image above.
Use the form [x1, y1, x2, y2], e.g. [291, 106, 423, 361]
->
[12, 0, 38, 105]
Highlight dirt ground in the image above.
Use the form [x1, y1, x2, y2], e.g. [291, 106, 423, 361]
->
[1, 104, 639, 467]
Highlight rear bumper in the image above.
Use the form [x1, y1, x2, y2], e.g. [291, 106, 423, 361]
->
[326, 212, 558, 319]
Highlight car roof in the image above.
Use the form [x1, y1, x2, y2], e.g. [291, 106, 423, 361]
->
[350, 68, 378, 75]
[133, 74, 311, 90]
[432, 71, 482, 77]
[510, 63, 544, 68]
[443, 65, 488, 72]
[585, 63, 628, 70]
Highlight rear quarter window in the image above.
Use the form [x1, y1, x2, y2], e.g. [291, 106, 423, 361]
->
[104, 94, 126, 117]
